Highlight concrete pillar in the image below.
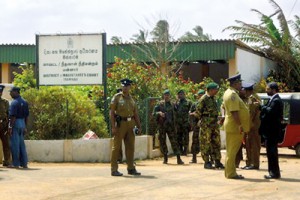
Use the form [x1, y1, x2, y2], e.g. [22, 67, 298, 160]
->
[64, 140, 73, 162]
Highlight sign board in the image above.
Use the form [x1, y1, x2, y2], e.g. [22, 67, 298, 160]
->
[36, 33, 105, 85]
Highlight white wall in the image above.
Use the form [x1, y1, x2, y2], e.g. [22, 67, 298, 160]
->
[236, 48, 276, 82]
[0, 133, 226, 163]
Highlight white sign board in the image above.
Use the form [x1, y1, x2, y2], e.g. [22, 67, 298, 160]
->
[37, 34, 104, 85]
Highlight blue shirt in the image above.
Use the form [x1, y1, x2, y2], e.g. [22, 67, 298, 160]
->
[9, 96, 29, 119]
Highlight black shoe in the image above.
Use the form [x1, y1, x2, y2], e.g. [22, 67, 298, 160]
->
[163, 154, 168, 164]
[204, 162, 214, 169]
[264, 175, 281, 179]
[177, 155, 184, 165]
[215, 161, 225, 169]
[244, 166, 259, 170]
[128, 169, 141, 176]
[189, 154, 197, 163]
[111, 171, 123, 176]
[230, 175, 245, 179]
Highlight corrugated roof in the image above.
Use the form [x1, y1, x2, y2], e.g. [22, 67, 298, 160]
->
[0, 40, 257, 63]
[0, 44, 36, 63]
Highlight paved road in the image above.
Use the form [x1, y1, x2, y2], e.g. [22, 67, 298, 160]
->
[1, 148, 300, 200]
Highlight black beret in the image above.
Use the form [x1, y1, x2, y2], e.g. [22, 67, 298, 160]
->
[120, 78, 132, 86]
[9, 86, 21, 92]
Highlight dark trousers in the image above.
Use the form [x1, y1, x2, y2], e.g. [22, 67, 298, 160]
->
[265, 138, 280, 177]
[0, 129, 11, 165]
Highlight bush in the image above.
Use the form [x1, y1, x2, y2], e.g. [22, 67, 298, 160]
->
[23, 87, 108, 140]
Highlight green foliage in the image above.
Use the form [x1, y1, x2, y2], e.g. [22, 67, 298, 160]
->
[223, 0, 300, 91]
[179, 26, 212, 41]
[13, 63, 36, 90]
[107, 57, 227, 103]
[22, 87, 108, 140]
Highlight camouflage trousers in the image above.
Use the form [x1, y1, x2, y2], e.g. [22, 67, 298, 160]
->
[200, 124, 221, 162]
[190, 125, 200, 155]
[158, 125, 181, 155]
[176, 124, 190, 153]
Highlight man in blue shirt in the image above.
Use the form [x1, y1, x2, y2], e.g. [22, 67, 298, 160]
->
[8, 87, 29, 168]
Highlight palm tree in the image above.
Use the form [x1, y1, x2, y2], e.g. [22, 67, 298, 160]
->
[150, 20, 171, 42]
[179, 26, 212, 41]
[130, 29, 148, 43]
[110, 36, 123, 44]
[224, 0, 300, 90]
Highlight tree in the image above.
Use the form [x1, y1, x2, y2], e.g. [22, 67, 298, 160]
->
[130, 29, 148, 43]
[150, 20, 171, 42]
[110, 36, 123, 44]
[179, 26, 212, 41]
[223, 0, 300, 90]
[126, 19, 182, 76]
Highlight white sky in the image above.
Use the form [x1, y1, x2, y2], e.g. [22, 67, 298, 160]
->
[0, 0, 298, 44]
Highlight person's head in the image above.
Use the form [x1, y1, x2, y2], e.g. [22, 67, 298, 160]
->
[227, 74, 242, 91]
[242, 82, 255, 97]
[9, 87, 21, 99]
[239, 88, 246, 99]
[197, 89, 205, 99]
[0, 85, 4, 97]
[177, 89, 185, 100]
[206, 82, 219, 96]
[266, 82, 279, 96]
[163, 89, 171, 102]
[120, 78, 132, 94]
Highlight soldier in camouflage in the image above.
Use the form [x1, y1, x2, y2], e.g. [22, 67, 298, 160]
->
[189, 89, 205, 163]
[196, 82, 224, 169]
[0, 85, 11, 167]
[175, 90, 193, 156]
[153, 89, 184, 165]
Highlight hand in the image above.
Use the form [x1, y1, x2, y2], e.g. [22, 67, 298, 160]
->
[159, 112, 165, 118]
[189, 112, 196, 116]
[239, 125, 244, 134]
[111, 127, 117, 136]
[7, 128, 12, 136]
[218, 117, 225, 125]
[23, 128, 27, 135]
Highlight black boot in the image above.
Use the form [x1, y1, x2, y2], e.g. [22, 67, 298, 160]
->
[177, 155, 184, 165]
[189, 154, 197, 163]
[182, 147, 187, 156]
[215, 160, 225, 169]
[204, 161, 214, 169]
[163, 154, 168, 164]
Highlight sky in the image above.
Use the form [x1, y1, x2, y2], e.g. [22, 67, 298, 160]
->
[0, 0, 299, 44]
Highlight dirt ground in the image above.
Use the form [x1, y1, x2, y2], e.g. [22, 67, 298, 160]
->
[1, 147, 299, 200]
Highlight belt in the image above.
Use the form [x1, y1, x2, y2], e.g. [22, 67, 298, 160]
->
[121, 116, 134, 122]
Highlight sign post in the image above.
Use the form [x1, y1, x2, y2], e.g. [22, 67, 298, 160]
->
[36, 33, 107, 137]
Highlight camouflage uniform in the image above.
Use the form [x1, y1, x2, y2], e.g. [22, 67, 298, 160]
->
[175, 98, 192, 155]
[196, 94, 221, 165]
[0, 85, 11, 167]
[153, 100, 181, 156]
[189, 102, 200, 155]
